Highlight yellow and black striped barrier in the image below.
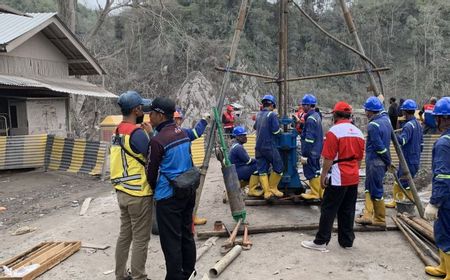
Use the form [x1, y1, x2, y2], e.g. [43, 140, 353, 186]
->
[45, 135, 108, 176]
[0, 134, 47, 170]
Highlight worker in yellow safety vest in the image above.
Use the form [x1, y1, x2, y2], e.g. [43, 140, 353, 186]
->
[110, 90, 153, 280]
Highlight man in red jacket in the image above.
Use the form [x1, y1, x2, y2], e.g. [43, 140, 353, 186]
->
[302, 101, 365, 252]
[222, 105, 235, 136]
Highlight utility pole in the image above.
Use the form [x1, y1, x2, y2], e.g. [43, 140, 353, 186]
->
[278, 0, 289, 122]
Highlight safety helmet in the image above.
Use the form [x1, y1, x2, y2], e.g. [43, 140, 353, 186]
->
[118, 90, 151, 110]
[363, 96, 384, 112]
[232, 126, 247, 137]
[400, 99, 418, 111]
[332, 101, 352, 113]
[261, 94, 276, 106]
[227, 105, 234, 112]
[433, 97, 450, 116]
[301, 93, 317, 105]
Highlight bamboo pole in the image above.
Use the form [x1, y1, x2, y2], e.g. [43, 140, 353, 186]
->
[264, 67, 390, 83]
[214, 66, 276, 80]
[193, 0, 251, 219]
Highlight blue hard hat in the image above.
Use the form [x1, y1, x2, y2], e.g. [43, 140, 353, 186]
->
[363, 96, 384, 112]
[400, 99, 418, 111]
[118, 90, 151, 110]
[232, 126, 247, 137]
[262, 94, 276, 106]
[301, 93, 317, 105]
[433, 97, 450, 116]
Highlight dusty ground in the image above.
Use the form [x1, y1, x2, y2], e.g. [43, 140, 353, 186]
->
[0, 160, 435, 280]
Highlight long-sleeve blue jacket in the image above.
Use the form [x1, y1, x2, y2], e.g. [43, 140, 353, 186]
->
[366, 112, 392, 166]
[430, 128, 450, 209]
[396, 117, 423, 165]
[300, 109, 323, 159]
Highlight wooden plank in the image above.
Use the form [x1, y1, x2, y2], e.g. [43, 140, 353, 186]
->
[79, 197, 92, 216]
[81, 243, 110, 250]
[11, 243, 64, 270]
[0, 242, 81, 280]
[0, 243, 48, 267]
[7, 243, 54, 268]
[21, 242, 80, 280]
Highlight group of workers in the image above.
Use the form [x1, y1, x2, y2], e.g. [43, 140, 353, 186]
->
[109, 88, 450, 280]
[230, 92, 450, 279]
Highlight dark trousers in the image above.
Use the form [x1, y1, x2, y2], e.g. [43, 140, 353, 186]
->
[389, 116, 398, 129]
[156, 194, 196, 280]
[314, 185, 358, 247]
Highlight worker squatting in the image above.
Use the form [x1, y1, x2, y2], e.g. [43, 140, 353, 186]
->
[110, 89, 450, 280]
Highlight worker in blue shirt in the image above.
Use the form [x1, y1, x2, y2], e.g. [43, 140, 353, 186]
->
[386, 99, 423, 208]
[424, 97, 450, 280]
[254, 94, 284, 200]
[229, 126, 262, 197]
[299, 93, 324, 201]
[355, 96, 392, 227]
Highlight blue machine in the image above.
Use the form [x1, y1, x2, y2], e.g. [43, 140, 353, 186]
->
[275, 116, 304, 193]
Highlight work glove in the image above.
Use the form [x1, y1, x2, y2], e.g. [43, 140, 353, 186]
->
[300, 157, 308, 165]
[202, 112, 211, 120]
[424, 203, 438, 221]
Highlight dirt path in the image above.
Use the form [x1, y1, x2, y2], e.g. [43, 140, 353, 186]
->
[0, 161, 431, 279]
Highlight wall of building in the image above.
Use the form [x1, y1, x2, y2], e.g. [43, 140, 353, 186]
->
[26, 98, 67, 136]
[0, 32, 68, 77]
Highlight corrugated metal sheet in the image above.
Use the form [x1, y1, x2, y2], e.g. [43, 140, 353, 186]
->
[45, 135, 108, 175]
[0, 12, 55, 45]
[0, 134, 47, 169]
[191, 136, 205, 167]
[0, 74, 117, 98]
[243, 134, 256, 158]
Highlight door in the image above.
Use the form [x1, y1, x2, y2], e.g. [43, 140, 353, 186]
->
[8, 100, 28, 135]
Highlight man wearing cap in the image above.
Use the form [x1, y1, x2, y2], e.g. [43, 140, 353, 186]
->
[110, 90, 152, 280]
[355, 96, 392, 227]
[386, 99, 423, 208]
[229, 126, 262, 197]
[222, 105, 235, 136]
[146, 97, 197, 280]
[302, 102, 365, 252]
[254, 94, 284, 200]
[299, 93, 324, 201]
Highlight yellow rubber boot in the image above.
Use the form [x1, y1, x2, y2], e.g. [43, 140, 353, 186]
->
[385, 182, 401, 208]
[193, 215, 207, 225]
[371, 199, 386, 227]
[301, 177, 321, 200]
[355, 192, 374, 225]
[269, 172, 284, 198]
[259, 175, 273, 200]
[444, 251, 450, 280]
[248, 175, 263, 197]
[425, 250, 446, 277]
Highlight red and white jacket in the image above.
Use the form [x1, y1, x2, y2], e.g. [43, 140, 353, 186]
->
[322, 120, 365, 186]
